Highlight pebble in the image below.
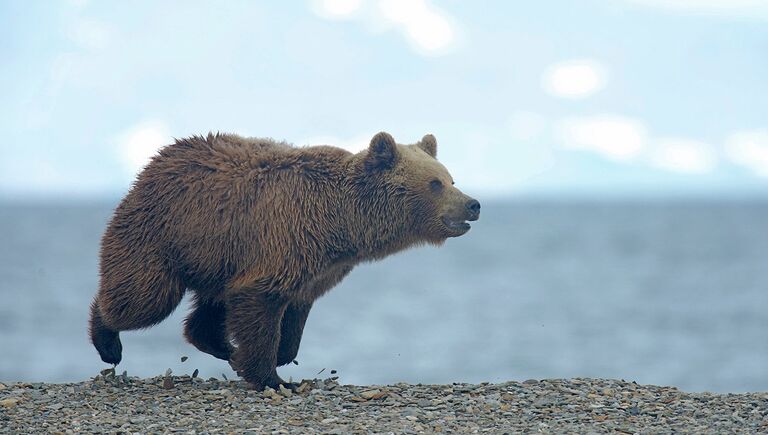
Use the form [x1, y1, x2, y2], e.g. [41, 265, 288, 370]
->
[162, 377, 174, 389]
[278, 385, 292, 398]
[1, 398, 19, 408]
[294, 382, 311, 394]
[359, 389, 381, 399]
[1, 375, 766, 433]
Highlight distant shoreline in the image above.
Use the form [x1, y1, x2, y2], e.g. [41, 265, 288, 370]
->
[1, 375, 765, 433]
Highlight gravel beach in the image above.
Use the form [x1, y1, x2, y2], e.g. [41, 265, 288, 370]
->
[2, 371, 767, 434]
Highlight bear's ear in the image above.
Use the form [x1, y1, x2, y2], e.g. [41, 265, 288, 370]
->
[417, 134, 437, 158]
[366, 131, 399, 172]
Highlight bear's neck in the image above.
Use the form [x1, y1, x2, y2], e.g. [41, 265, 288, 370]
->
[339, 177, 420, 263]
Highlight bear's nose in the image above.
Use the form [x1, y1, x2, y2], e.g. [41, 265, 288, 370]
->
[466, 199, 481, 217]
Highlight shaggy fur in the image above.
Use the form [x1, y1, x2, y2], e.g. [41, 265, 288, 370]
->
[89, 131, 480, 389]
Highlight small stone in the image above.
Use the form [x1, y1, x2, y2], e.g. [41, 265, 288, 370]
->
[321, 417, 338, 424]
[501, 393, 516, 401]
[222, 373, 228, 380]
[292, 360, 299, 365]
[181, 356, 188, 362]
[162, 377, 174, 389]
[1, 398, 19, 408]
[359, 389, 381, 399]
[279, 384, 293, 398]
[192, 369, 199, 378]
[401, 407, 420, 417]
[330, 370, 337, 374]
[263, 387, 281, 400]
[295, 382, 311, 394]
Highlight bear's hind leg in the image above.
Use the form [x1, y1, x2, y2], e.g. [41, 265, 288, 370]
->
[90, 256, 185, 365]
[89, 300, 122, 365]
[184, 294, 232, 361]
[276, 302, 312, 367]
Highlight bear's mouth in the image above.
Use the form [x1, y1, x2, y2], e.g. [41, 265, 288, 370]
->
[441, 217, 471, 235]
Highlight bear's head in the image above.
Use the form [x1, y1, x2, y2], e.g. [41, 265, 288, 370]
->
[353, 131, 480, 246]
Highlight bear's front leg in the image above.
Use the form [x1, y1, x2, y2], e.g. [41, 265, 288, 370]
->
[225, 287, 290, 390]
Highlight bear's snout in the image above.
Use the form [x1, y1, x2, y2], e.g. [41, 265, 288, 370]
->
[438, 195, 480, 237]
[465, 199, 481, 221]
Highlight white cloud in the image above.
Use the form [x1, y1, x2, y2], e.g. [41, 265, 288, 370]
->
[115, 121, 172, 176]
[650, 138, 716, 174]
[312, 0, 362, 19]
[725, 129, 768, 177]
[378, 0, 455, 54]
[542, 60, 607, 99]
[556, 115, 647, 161]
[555, 114, 724, 175]
[508, 111, 547, 141]
[311, 0, 457, 56]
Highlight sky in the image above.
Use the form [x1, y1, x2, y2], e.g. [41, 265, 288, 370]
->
[1, 0, 767, 199]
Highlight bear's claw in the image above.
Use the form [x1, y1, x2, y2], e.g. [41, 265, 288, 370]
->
[94, 331, 123, 365]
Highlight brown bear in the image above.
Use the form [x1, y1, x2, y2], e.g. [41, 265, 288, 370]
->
[89, 131, 480, 390]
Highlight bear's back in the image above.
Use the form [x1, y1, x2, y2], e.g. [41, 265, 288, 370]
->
[109, 133, 353, 288]
[150, 133, 351, 181]
[154, 133, 293, 173]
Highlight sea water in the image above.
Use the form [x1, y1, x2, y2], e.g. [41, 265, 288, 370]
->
[1, 200, 766, 393]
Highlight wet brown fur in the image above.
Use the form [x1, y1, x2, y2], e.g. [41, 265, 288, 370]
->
[89, 131, 479, 389]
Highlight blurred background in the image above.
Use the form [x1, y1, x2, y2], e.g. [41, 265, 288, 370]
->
[1, 0, 767, 393]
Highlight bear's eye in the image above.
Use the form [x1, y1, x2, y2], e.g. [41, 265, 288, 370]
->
[430, 179, 444, 192]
